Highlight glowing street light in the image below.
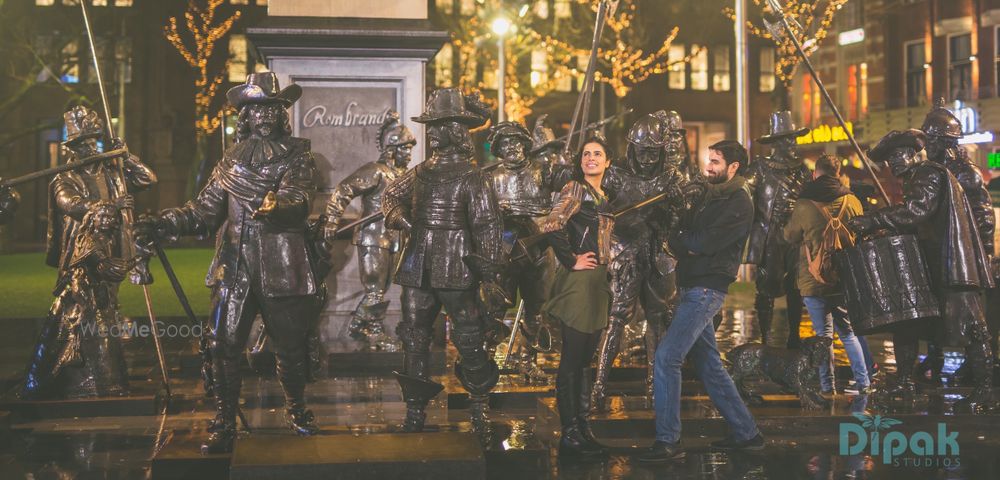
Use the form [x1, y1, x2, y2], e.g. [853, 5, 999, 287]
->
[492, 16, 512, 122]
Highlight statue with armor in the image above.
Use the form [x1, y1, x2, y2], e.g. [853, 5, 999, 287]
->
[22, 105, 156, 399]
[136, 72, 323, 452]
[656, 110, 699, 181]
[383, 88, 506, 433]
[323, 110, 415, 351]
[486, 120, 556, 384]
[918, 100, 998, 385]
[529, 114, 570, 166]
[746, 111, 810, 348]
[848, 129, 995, 412]
[0, 184, 19, 225]
[591, 112, 686, 410]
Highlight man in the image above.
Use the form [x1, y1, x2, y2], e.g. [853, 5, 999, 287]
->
[382, 88, 506, 433]
[486, 120, 555, 384]
[22, 105, 156, 400]
[747, 111, 810, 348]
[592, 112, 681, 409]
[918, 100, 996, 385]
[529, 114, 569, 166]
[848, 129, 995, 412]
[323, 110, 414, 351]
[639, 140, 762, 463]
[0, 184, 19, 225]
[782, 155, 870, 395]
[137, 72, 323, 452]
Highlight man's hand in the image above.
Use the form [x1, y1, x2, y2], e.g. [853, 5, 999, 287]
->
[573, 252, 598, 271]
[114, 194, 134, 211]
[846, 215, 878, 236]
[253, 191, 277, 219]
[134, 213, 166, 248]
[99, 257, 130, 283]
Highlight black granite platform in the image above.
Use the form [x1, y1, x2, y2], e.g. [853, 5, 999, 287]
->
[150, 432, 231, 480]
[229, 432, 485, 480]
[0, 392, 161, 419]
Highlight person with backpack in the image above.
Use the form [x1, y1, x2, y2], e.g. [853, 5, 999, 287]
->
[783, 154, 870, 395]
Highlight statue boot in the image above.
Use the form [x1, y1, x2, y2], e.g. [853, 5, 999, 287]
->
[754, 293, 774, 346]
[956, 325, 998, 413]
[201, 358, 240, 454]
[591, 318, 626, 413]
[456, 359, 500, 434]
[395, 353, 443, 433]
[277, 350, 319, 436]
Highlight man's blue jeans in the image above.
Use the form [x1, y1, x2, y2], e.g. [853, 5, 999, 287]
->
[653, 287, 760, 444]
[803, 296, 870, 391]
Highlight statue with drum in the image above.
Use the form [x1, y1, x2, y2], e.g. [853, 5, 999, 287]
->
[323, 111, 415, 352]
[746, 111, 809, 348]
[846, 128, 995, 412]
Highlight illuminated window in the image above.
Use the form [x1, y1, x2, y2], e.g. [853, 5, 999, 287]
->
[847, 64, 858, 120]
[760, 48, 775, 92]
[435, 0, 453, 15]
[554, 70, 573, 92]
[435, 43, 453, 87]
[905, 41, 926, 107]
[530, 48, 548, 88]
[667, 44, 686, 90]
[229, 35, 248, 82]
[575, 54, 588, 91]
[713, 46, 730, 92]
[949, 33, 972, 101]
[860, 62, 868, 116]
[87, 38, 111, 84]
[115, 0, 133, 6]
[690, 45, 708, 91]
[36, 0, 55, 5]
[534, 0, 549, 19]
[256, 0, 268, 4]
[231, 0, 249, 5]
[93, 0, 108, 6]
[802, 75, 812, 125]
[62, 0, 79, 5]
[554, 0, 571, 19]
[62, 39, 80, 84]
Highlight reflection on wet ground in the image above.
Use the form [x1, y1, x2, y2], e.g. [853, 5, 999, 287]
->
[0, 306, 994, 479]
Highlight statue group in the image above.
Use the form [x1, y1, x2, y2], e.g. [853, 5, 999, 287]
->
[11, 67, 999, 456]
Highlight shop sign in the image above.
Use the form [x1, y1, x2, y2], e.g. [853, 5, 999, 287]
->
[797, 121, 853, 145]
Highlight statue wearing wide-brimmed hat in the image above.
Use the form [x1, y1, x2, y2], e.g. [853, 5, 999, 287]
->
[746, 110, 811, 348]
[383, 87, 506, 434]
[136, 71, 323, 453]
[529, 114, 569, 165]
[848, 126, 996, 412]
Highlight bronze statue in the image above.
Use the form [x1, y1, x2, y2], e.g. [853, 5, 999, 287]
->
[22, 201, 134, 399]
[486, 120, 556, 384]
[746, 111, 810, 348]
[323, 111, 414, 352]
[21, 105, 156, 400]
[383, 88, 505, 433]
[591, 112, 687, 410]
[529, 114, 569, 166]
[136, 72, 324, 452]
[0, 184, 19, 225]
[728, 336, 833, 410]
[848, 129, 995, 412]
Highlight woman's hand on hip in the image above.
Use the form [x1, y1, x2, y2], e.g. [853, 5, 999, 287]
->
[573, 252, 598, 271]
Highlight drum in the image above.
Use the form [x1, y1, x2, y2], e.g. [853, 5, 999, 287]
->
[834, 234, 940, 335]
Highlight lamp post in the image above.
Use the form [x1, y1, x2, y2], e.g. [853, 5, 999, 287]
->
[492, 16, 511, 122]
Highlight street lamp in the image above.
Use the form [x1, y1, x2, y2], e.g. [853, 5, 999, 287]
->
[492, 16, 512, 122]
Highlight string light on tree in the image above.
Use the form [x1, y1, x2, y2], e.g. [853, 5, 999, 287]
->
[725, 0, 849, 88]
[163, 0, 241, 136]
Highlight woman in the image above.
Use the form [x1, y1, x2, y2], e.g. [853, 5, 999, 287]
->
[540, 135, 615, 460]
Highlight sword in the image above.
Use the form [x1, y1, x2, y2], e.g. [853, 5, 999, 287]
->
[554, 109, 633, 144]
[81, 0, 171, 396]
[564, 0, 618, 156]
[503, 299, 526, 369]
[761, 0, 889, 204]
[0, 148, 127, 188]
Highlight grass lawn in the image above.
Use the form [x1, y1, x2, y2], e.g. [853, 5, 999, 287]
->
[0, 248, 215, 318]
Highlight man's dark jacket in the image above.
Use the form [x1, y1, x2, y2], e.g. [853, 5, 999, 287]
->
[670, 175, 754, 292]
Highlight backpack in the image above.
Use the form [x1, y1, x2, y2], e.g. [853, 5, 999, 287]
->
[804, 199, 855, 285]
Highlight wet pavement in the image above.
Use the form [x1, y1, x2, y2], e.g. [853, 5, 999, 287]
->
[0, 306, 997, 479]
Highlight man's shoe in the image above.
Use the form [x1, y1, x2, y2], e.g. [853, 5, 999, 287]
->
[200, 427, 236, 454]
[636, 440, 685, 463]
[710, 433, 764, 451]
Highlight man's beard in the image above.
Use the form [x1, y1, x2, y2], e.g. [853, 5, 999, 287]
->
[707, 172, 729, 184]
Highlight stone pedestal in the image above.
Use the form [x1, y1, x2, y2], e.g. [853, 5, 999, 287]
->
[247, 4, 447, 353]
